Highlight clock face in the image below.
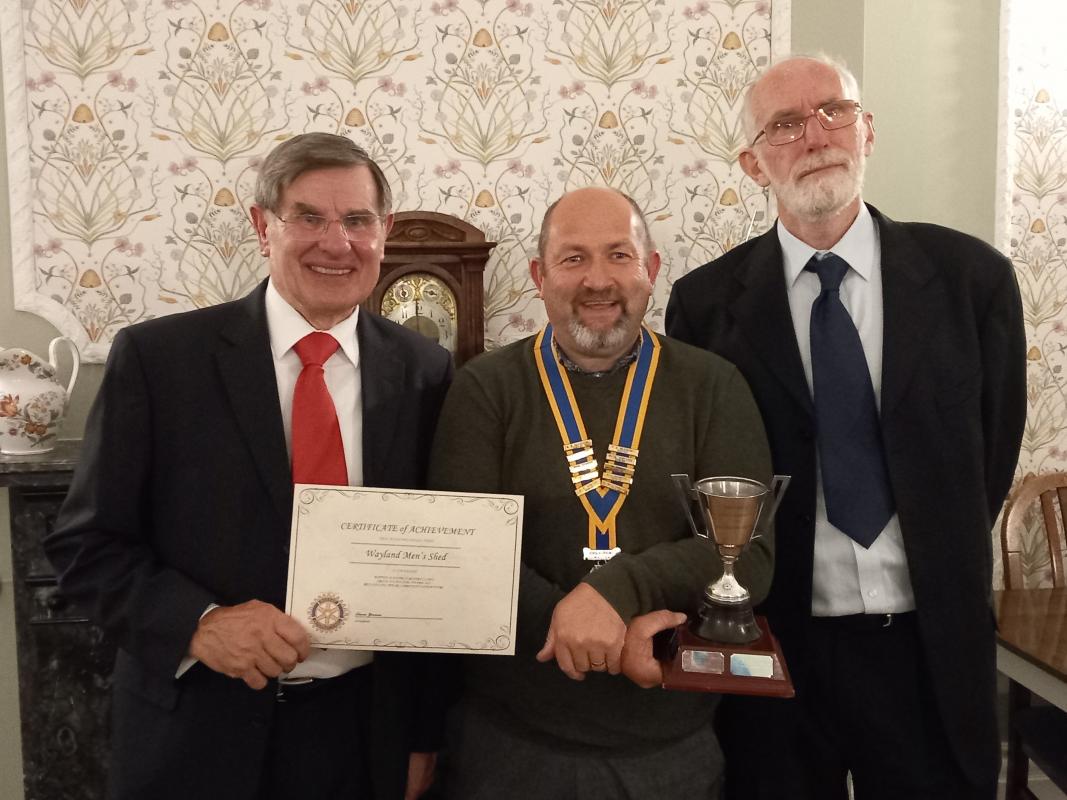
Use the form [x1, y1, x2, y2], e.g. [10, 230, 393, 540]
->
[380, 273, 458, 353]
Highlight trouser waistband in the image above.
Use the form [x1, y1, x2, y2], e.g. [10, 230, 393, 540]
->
[275, 664, 371, 702]
[810, 611, 916, 633]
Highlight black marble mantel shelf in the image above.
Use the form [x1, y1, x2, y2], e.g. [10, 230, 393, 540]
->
[0, 440, 81, 486]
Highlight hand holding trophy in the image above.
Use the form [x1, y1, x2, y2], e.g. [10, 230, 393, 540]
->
[658, 474, 795, 697]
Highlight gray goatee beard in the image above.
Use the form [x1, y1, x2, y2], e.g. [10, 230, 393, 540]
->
[567, 316, 634, 359]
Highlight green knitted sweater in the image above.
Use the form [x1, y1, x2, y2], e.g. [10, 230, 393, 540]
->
[428, 331, 773, 751]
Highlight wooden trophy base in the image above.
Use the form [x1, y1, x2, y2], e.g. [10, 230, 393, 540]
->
[657, 615, 795, 698]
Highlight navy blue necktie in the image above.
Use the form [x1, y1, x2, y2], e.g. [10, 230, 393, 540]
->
[807, 253, 894, 548]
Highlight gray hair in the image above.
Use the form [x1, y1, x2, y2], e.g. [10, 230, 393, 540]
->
[537, 188, 654, 261]
[741, 53, 863, 142]
[254, 132, 392, 214]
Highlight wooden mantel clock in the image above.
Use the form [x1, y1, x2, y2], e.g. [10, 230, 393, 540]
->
[369, 211, 496, 367]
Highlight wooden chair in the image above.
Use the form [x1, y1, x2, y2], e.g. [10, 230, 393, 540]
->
[1000, 472, 1067, 800]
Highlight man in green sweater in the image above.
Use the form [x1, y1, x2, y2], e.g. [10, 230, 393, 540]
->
[429, 187, 773, 798]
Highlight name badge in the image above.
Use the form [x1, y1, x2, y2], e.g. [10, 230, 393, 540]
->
[582, 546, 621, 562]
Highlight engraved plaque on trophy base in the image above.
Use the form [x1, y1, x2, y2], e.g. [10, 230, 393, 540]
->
[658, 616, 795, 698]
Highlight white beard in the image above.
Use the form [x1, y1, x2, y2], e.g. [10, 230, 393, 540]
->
[774, 150, 866, 222]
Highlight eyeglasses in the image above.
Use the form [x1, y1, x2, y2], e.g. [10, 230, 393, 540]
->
[750, 100, 863, 147]
[274, 211, 383, 241]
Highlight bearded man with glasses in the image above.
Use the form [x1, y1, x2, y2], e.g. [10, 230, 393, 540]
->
[667, 54, 1025, 800]
[45, 133, 452, 800]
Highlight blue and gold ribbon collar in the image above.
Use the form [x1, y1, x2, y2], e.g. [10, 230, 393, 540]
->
[533, 323, 661, 565]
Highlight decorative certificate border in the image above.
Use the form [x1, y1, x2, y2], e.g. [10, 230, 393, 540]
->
[288, 485, 523, 655]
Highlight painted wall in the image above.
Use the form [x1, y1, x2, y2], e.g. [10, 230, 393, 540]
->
[793, 0, 1000, 242]
[862, 0, 1000, 241]
[0, 0, 1007, 796]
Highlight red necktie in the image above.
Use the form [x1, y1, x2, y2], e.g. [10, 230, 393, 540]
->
[291, 332, 348, 485]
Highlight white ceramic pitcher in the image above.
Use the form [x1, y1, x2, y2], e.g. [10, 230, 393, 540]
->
[0, 337, 80, 455]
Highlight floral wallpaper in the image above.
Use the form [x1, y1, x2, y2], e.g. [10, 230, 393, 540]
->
[4, 0, 789, 363]
[998, 0, 1067, 587]
[8, 1, 1057, 589]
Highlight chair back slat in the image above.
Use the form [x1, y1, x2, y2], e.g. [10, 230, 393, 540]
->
[1053, 487, 1067, 587]
[1001, 472, 1067, 589]
[1004, 552, 1024, 591]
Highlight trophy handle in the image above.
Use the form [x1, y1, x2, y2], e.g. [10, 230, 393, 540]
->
[670, 474, 706, 539]
[754, 474, 791, 534]
[768, 475, 791, 514]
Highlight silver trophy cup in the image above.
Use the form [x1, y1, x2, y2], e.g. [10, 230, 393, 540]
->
[672, 474, 790, 643]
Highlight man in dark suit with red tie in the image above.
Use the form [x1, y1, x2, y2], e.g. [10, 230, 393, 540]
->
[44, 133, 453, 799]
[666, 55, 1026, 799]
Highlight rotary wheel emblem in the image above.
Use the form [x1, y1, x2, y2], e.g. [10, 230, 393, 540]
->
[308, 592, 347, 633]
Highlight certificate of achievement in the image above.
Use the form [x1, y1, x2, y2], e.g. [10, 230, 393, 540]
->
[285, 485, 523, 655]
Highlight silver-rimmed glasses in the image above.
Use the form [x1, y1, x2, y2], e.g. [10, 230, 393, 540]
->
[751, 100, 863, 147]
[274, 212, 384, 241]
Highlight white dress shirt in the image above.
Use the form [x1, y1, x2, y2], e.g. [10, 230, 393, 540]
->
[265, 280, 372, 676]
[778, 203, 916, 616]
[266, 280, 364, 489]
[178, 281, 372, 679]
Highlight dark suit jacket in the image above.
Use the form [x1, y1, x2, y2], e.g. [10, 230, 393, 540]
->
[44, 281, 454, 799]
[665, 205, 1026, 786]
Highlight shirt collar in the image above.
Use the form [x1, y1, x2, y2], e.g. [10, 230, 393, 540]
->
[555, 335, 641, 376]
[778, 202, 878, 286]
[265, 279, 361, 368]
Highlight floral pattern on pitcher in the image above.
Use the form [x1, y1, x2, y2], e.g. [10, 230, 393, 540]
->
[0, 390, 64, 450]
[2, 351, 53, 378]
[0, 337, 80, 455]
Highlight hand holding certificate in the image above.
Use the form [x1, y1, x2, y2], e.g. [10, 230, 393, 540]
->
[285, 485, 524, 655]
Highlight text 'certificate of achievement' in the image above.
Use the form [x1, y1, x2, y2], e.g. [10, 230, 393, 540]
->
[285, 485, 523, 655]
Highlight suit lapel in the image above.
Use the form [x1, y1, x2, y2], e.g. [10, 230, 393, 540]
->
[215, 282, 292, 521]
[731, 227, 815, 416]
[872, 207, 945, 417]
[358, 313, 405, 487]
